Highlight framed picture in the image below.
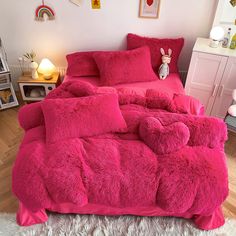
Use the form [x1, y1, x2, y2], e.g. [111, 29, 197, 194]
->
[0, 55, 9, 74]
[139, 0, 161, 19]
[0, 83, 19, 110]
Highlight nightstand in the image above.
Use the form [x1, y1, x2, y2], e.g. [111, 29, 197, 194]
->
[17, 72, 61, 102]
[185, 37, 236, 119]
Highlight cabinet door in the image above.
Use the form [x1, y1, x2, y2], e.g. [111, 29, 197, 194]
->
[185, 52, 228, 115]
[211, 57, 236, 119]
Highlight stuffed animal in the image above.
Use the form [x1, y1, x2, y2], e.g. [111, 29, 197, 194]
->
[228, 89, 236, 116]
[158, 48, 172, 80]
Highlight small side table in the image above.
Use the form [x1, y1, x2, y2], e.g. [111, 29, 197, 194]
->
[17, 72, 61, 102]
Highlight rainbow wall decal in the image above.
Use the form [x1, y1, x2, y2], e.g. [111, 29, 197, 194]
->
[35, 5, 55, 21]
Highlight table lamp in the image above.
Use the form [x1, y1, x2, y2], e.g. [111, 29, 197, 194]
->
[209, 26, 225, 48]
[38, 58, 55, 80]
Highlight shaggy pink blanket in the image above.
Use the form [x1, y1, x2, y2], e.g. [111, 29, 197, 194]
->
[13, 81, 228, 230]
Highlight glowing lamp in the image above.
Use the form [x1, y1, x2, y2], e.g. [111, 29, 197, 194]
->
[209, 26, 225, 48]
[38, 58, 55, 80]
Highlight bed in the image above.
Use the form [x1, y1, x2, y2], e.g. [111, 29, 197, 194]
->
[12, 35, 228, 230]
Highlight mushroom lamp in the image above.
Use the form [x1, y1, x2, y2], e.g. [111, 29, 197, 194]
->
[38, 58, 56, 80]
[209, 26, 225, 48]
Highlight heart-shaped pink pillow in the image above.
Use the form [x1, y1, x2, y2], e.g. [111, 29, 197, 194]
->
[139, 117, 190, 155]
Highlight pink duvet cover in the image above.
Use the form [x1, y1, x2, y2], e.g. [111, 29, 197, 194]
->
[63, 73, 184, 97]
[13, 80, 228, 230]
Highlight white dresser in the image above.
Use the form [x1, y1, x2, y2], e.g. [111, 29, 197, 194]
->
[185, 37, 236, 118]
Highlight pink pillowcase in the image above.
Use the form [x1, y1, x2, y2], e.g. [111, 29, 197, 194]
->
[41, 94, 127, 143]
[127, 33, 184, 73]
[66, 51, 100, 77]
[93, 46, 157, 86]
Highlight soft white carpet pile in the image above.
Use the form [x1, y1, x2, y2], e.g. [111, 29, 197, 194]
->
[0, 213, 236, 236]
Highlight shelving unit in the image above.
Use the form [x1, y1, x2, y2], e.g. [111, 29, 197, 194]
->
[0, 43, 19, 110]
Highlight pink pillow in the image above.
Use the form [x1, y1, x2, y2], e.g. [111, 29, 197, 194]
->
[139, 117, 190, 155]
[127, 33, 184, 73]
[93, 46, 157, 86]
[41, 94, 127, 143]
[66, 51, 99, 77]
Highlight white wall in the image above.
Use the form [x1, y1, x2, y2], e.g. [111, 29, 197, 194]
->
[0, 0, 217, 72]
[213, 0, 236, 35]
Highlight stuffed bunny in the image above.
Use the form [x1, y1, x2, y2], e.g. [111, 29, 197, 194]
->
[158, 48, 172, 80]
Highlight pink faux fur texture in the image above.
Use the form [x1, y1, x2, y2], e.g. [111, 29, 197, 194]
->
[41, 94, 127, 143]
[139, 117, 190, 154]
[13, 81, 228, 229]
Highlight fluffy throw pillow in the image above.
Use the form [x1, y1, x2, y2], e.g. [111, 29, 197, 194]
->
[41, 94, 127, 143]
[139, 117, 190, 155]
[127, 33, 184, 73]
[93, 46, 157, 86]
[66, 51, 100, 77]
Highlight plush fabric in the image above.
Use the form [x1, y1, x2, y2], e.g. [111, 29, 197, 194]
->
[117, 87, 146, 106]
[93, 46, 157, 86]
[41, 94, 127, 143]
[127, 33, 184, 73]
[173, 94, 205, 115]
[63, 72, 185, 98]
[13, 82, 228, 230]
[146, 89, 175, 111]
[66, 51, 100, 77]
[139, 117, 190, 155]
[45, 80, 96, 100]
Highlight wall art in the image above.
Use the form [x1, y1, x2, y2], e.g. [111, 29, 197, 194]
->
[35, 0, 55, 21]
[91, 0, 101, 9]
[139, 0, 161, 18]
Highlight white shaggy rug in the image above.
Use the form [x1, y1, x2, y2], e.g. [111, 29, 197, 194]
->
[0, 213, 236, 236]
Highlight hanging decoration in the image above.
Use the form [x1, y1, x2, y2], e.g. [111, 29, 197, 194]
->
[35, 0, 55, 21]
[91, 0, 101, 9]
[69, 0, 82, 6]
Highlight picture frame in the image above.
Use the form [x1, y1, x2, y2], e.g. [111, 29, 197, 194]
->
[139, 0, 161, 19]
[0, 83, 19, 110]
[0, 55, 9, 74]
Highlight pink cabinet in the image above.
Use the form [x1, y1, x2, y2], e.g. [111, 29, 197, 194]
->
[185, 38, 236, 119]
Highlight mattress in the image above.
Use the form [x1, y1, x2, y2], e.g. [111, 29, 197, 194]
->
[63, 73, 184, 97]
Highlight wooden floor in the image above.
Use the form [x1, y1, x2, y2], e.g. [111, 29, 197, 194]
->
[0, 98, 236, 218]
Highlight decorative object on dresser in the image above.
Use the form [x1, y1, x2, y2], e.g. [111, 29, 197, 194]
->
[139, 0, 161, 19]
[38, 58, 56, 80]
[17, 72, 60, 102]
[185, 37, 236, 119]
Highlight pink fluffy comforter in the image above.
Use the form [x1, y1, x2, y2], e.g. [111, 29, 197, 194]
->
[13, 81, 228, 230]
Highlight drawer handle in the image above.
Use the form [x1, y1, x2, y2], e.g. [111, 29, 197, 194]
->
[219, 85, 224, 97]
[212, 84, 218, 97]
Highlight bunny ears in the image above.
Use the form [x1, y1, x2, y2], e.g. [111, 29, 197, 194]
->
[160, 48, 172, 57]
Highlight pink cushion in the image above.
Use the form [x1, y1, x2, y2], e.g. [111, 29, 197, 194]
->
[93, 46, 157, 86]
[139, 117, 190, 155]
[127, 33, 184, 73]
[66, 51, 100, 77]
[41, 94, 127, 143]
[173, 94, 205, 115]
